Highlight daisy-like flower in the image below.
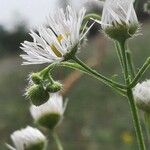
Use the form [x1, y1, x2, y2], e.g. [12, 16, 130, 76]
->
[30, 93, 67, 130]
[94, 0, 139, 41]
[6, 126, 47, 150]
[133, 80, 150, 112]
[21, 6, 91, 65]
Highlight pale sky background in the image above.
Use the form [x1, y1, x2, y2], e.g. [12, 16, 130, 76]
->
[0, 0, 83, 30]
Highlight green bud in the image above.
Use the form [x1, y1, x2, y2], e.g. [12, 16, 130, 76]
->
[31, 73, 42, 85]
[37, 113, 61, 130]
[27, 85, 49, 106]
[46, 82, 62, 93]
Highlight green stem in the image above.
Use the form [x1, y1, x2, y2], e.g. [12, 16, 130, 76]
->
[72, 56, 126, 89]
[83, 13, 101, 24]
[144, 112, 150, 144]
[52, 132, 63, 150]
[126, 48, 136, 79]
[119, 41, 146, 150]
[115, 41, 124, 72]
[39, 61, 126, 95]
[130, 57, 150, 88]
[61, 62, 126, 96]
[127, 89, 146, 150]
[119, 41, 130, 83]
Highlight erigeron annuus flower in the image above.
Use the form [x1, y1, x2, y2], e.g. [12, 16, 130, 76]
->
[6, 126, 47, 150]
[20, 6, 91, 65]
[30, 93, 67, 130]
[94, 0, 139, 41]
[133, 80, 150, 112]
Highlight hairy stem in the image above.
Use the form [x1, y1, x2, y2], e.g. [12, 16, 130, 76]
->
[115, 41, 124, 72]
[126, 48, 136, 79]
[39, 61, 126, 96]
[119, 41, 146, 150]
[130, 57, 150, 88]
[72, 56, 126, 89]
[62, 61, 126, 96]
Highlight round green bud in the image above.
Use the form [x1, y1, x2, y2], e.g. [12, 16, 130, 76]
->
[27, 85, 49, 106]
[31, 73, 42, 85]
[46, 82, 62, 93]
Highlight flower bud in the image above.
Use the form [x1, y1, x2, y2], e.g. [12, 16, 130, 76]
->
[30, 93, 67, 130]
[6, 126, 47, 150]
[46, 81, 62, 93]
[31, 73, 42, 85]
[133, 80, 150, 112]
[26, 85, 49, 106]
[96, 0, 139, 42]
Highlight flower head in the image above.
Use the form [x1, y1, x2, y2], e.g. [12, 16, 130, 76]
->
[7, 126, 47, 150]
[20, 6, 89, 65]
[30, 93, 67, 130]
[133, 80, 150, 112]
[95, 0, 139, 41]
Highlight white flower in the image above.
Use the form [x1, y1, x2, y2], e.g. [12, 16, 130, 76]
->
[20, 6, 91, 65]
[144, 1, 150, 15]
[94, 0, 139, 41]
[30, 93, 67, 129]
[133, 80, 150, 112]
[6, 126, 47, 150]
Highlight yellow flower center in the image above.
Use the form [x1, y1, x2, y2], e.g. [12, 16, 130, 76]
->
[57, 34, 63, 43]
[50, 34, 63, 57]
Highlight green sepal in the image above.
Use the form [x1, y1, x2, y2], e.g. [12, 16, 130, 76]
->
[24, 141, 46, 150]
[37, 113, 61, 130]
[46, 82, 62, 93]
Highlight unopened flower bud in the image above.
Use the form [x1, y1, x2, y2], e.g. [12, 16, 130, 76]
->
[46, 81, 62, 93]
[6, 126, 47, 150]
[31, 73, 42, 85]
[133, 80, 150, 112]
[30, 93, 67, 130]
[26, 85, 49, 106]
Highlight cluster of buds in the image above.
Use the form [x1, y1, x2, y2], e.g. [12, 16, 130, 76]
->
[26, 72, 62, 106]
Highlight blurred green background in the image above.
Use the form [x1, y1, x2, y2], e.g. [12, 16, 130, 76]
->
[0, 0, 150, 149]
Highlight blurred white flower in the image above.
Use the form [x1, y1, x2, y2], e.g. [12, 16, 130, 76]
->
[144, 1, 150, 15]
[6, 126, 47, 150]
[20, 6, 91, 65]
[133, 80, 150, 112]
[30, 93, 67, 130]
[94, 0, 139, 41]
